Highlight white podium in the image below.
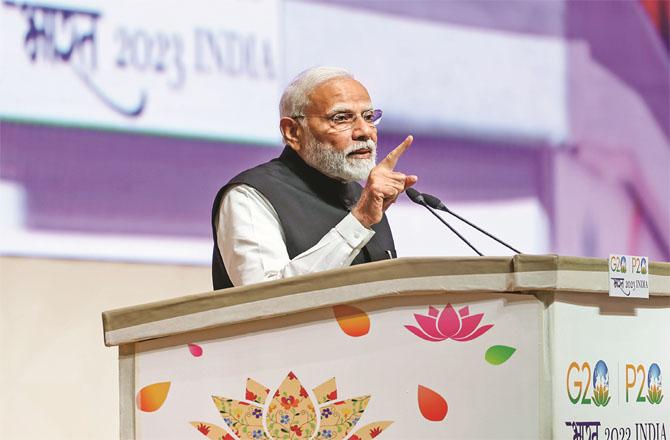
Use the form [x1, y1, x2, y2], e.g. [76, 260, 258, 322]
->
[103, 255, 670, 439]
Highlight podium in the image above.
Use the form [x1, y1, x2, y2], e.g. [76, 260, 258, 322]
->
[102, 255, 670, 439]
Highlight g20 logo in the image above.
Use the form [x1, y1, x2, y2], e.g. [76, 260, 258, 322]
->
[566, 360, 611, 407]
[626, 363, 663, 404]
[610, 255, 648, 274]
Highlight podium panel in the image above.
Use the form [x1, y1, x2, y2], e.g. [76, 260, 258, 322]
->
[550, 292, 669, 440]
[103, 255, 670, 439]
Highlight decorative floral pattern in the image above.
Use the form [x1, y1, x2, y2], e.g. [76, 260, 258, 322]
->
[211, 396, 268, 439]
[266, 372, 317, 439]
[246, 378, 271, 404]
[315, 396, 370, 439]
[193, 372, 392, 439]
[312, 377, 337, 404]
[183, 302, 504, 437]
[405, 304, 493, 342]
[189, 421, 236, 440]
[197, 423, 211, 435]
[347, 422, 393, 440]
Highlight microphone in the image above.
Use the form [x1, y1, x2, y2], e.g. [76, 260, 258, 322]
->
[421, 192, 522, 254]
[405, 188, 483, 256]
[405, 187, 425, 204]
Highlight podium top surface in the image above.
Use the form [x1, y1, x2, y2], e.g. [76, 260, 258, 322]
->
[102, 254, 670, 347]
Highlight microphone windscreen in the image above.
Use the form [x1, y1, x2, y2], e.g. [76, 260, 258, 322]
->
[405, 187, 424, 204]
[422, 192, 446, 210]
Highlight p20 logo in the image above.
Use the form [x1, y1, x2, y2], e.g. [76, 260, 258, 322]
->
[610, 255, 648, 274]
[626, 363, 663, 404]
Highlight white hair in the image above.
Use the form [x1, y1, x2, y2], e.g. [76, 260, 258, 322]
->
[279, 66, 353, 119]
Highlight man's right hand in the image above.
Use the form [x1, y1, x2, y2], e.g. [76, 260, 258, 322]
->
[352, 135, 418, 228]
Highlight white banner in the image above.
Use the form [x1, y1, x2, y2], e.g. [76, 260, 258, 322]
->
[0, 0, 281, 144]
[284, 1, 568, 145]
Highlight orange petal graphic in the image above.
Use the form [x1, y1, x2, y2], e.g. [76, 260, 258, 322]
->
[137, 382, 171, 412]
[188, 344, 203, 357]
[333, 305, 370, 337]
[417, 385, 448, 421]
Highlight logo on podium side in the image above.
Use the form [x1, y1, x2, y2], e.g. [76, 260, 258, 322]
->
[609, 254, 649, 299]
[566, 360, 611, 407]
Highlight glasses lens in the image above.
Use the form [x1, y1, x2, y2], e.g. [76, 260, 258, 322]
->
[331, 112, 355, 125]
[328, 109, 383, 132]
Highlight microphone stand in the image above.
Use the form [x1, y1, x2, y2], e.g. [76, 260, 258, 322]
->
[440, 205, 521, 254]
[421, 193, 522, 254]
[419, 200, 483, 256]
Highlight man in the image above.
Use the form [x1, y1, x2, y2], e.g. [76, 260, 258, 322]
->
[212, 66, 417, 289]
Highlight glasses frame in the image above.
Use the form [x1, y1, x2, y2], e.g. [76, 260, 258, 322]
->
[292, 109, 383, 132]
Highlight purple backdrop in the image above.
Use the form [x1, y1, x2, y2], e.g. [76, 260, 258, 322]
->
[1, 0, 668, 260]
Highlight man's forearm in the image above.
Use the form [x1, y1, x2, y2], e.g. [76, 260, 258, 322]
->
[218, 185, 374, 286]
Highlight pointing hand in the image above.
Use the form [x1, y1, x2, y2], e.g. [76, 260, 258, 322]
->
[352, 135, 418, 228]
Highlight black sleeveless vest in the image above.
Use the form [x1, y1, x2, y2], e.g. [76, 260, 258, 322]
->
[211, 146, 396, 289]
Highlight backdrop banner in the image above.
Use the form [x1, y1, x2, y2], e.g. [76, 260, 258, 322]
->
[0, 0, 281, 144]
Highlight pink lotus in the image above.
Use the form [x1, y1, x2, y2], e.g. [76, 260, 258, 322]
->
[405, 304, 493, 342]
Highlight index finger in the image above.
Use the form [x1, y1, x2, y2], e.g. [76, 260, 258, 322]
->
[381, 135, 413, 169]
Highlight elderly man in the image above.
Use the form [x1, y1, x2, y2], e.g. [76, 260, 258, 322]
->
[211, 66, 417, 289]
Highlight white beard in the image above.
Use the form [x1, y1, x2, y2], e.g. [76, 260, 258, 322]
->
[301, 136, 377, 183]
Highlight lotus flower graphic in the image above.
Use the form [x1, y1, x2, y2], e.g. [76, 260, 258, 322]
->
[592, 360, 611, 407]
[405, 304, 494, 342]
[647, 363, 663, 404]
[191, 372, 392, 440]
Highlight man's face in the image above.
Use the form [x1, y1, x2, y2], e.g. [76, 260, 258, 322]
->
[297, 77, 378, 182]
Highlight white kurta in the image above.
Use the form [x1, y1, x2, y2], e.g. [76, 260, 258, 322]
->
[216, 184, 375, 286]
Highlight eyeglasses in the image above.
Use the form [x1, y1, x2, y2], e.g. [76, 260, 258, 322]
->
[293, 109, 383, 132]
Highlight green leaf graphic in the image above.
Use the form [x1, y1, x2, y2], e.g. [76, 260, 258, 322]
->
[485, 345, 517, 365]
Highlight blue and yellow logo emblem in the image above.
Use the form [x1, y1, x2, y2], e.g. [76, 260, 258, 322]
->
[647, 363, 663, 404]
[592, 360, 611, 407]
